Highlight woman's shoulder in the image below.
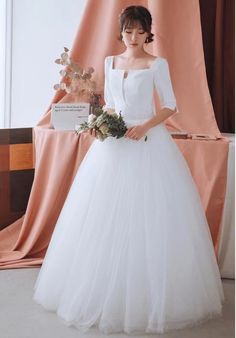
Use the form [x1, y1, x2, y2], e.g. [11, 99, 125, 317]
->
[104, 55, 113, 61]
[104, 55, 114, 68]
[147, 55, 166, 68]
[104, 56, 113, 70]
[151, 56, 169, 71]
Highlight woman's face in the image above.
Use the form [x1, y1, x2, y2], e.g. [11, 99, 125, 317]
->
[121, 21, 149, 49]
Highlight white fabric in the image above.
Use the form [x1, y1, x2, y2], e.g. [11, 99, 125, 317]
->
[103, 56, 115, 109]
[103, 55, 180, 115]
[33, 55, 225, 335]
[217, 133, 235, 279]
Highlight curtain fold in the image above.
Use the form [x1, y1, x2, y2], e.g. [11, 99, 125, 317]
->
[199, 0, 234, 133]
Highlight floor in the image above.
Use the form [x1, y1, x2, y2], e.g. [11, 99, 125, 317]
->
[0, 268, 234, 338]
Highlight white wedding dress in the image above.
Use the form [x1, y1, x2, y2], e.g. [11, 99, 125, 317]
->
[33, 55, 225, 334]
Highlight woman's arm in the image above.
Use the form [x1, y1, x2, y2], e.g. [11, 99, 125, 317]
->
[141, 107, 177, 131]
[124, 107, 176, 140]
[125, 58, 178, 140]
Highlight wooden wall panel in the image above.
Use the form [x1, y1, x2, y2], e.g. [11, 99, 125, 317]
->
[0, 128, 35, 230]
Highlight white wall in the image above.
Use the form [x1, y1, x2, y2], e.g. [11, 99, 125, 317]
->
[0, 0, 7, 127]
[2, 0, 87, 128]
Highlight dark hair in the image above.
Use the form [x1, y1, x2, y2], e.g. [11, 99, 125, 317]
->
[118, 5, 154, 44]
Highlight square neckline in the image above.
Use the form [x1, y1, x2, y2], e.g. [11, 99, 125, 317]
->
[111, 55, 160, 72]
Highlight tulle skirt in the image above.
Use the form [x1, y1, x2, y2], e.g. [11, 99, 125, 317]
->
[33, 120, 224, 334]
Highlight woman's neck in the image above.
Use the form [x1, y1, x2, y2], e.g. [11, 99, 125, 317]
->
[123, 47, 147, 59]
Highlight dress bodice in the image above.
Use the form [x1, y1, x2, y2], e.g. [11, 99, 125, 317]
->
[103, 55, 179, 123]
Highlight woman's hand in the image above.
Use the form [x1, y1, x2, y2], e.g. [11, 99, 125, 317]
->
[80, 128, 96, 137]
[89, 128, 96, 137]
[124, 124, 149, 141]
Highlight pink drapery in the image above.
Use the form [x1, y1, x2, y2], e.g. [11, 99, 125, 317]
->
[0, 0, 229, 269]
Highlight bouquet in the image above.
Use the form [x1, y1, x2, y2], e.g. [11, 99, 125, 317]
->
[75, 107, 148, 142]
[75, 107, 128, 141]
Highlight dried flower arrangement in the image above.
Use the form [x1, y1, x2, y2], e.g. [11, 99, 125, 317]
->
[53, 47, 100, 106]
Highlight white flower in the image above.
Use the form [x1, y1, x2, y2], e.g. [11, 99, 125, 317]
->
[88, 114, 96, 123]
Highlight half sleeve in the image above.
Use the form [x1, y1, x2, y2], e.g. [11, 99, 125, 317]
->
[153, 58, 179, 114]
[103, 56, 115, 110]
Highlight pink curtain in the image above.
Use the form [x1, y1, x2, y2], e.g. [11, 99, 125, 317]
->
[0, 0, 229, 269]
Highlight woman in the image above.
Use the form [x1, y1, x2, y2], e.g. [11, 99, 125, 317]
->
[33, 5, 224, 334]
